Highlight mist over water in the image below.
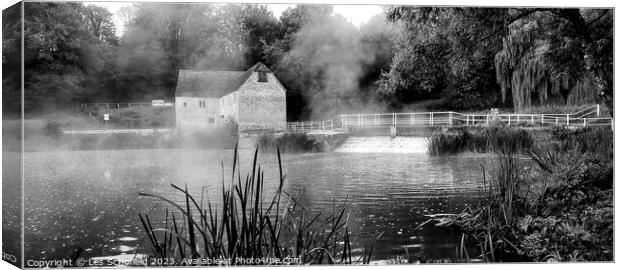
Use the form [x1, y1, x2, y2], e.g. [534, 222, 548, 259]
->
[22, 148, 491, 262]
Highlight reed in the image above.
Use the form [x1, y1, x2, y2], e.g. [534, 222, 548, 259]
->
[550, 126, 613, 160]
[138, 146, 373, 265]
[428, 127, 533, 155]
[441, 126, 613, 262]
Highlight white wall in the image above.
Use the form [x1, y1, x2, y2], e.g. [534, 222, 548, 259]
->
[175, 97, 223, 130]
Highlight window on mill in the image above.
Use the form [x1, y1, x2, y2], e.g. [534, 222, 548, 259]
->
[258, 72, 268, 82]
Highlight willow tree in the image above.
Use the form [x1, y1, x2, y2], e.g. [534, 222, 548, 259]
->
[383, 7, 612, 114]
[494, 9, 613, 114]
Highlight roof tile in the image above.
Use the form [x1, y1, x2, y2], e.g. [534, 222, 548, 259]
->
[175, 62, 272, 98]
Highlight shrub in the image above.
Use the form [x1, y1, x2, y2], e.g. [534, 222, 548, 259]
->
[92, 106, 174, 128]
[518, 148, 613, 261]
[256, 133, 322, 153]
[548, 126, 613, 161]
[41, 119, 63, 140]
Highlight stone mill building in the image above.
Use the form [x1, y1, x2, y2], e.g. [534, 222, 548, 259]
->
[174, 62, 287, 132]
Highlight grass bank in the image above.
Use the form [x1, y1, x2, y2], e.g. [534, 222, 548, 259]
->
[428, 126, 613, 262]
[3, 118, 239, 151]
[138, 147, 375, 265]
[82, 106, 174, 128]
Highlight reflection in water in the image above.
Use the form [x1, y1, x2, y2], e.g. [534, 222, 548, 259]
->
[24, 149, 492, 262]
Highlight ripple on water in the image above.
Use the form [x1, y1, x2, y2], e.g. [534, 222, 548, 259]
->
[112, 245, 136, 253]
[23, 149, 493, 262]
[118, 237, 139, 242]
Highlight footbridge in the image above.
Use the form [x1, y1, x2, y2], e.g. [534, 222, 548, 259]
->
[286, 105, 612, 133]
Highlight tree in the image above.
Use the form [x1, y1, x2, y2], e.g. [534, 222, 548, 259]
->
[2, 2, 22, 116]
[495, 9, 613, 114]
[381, 7, 509, 111]
[382, 7, 612, 113]
[22, 2, 113, 112]
[111, 3, 281, 101]
[83, 5, 118, 45]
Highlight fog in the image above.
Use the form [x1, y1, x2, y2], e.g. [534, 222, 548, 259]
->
[278, 10, 397, 120]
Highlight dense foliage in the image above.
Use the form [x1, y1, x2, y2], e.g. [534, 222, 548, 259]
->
[3, 3, 396, 120]
[382, 7, 613, 114]
[2, 4, 612, 118]
[430, 127, 613, 262]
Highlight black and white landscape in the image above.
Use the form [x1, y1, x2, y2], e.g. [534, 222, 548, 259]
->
[1, 0, 615, 267]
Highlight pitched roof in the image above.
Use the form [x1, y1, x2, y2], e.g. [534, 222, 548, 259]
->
[175, 62, 272, 98]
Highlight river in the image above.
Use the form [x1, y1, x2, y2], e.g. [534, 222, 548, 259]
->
[22, 146, 495, 263]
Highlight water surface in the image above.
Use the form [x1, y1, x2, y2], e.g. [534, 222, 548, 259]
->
[24, 149, 493, 262]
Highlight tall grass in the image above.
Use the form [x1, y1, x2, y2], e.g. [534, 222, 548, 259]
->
[428, 127, 534, 156]
[434, 126, 613, 262]
[446, 149, 527, 262]
[138, 146, 373, 265]
[549, 126, 613, 160]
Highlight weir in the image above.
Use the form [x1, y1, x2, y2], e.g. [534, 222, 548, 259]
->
[335, 136, 429, 154]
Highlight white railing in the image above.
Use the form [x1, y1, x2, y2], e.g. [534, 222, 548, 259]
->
[63, 128, 174, 135]
[286, 105, 612, 132]
[286, 120, 335, 132]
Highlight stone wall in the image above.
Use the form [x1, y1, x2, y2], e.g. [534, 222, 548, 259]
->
[175, 97, 223, 131]
[220, 91, 239, 123]
[237, 72, 286, 131]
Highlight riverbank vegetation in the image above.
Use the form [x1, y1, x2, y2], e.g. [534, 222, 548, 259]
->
[428, 126, 613, 262]
[83, 106, 175, 129]
[428, 126, 534, 156]
[3, 117, 238, 151]
[138, 147, 374, 265]
[256, 133, 322, 153]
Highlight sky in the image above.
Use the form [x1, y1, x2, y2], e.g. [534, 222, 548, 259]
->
[86, 1, 385, 37]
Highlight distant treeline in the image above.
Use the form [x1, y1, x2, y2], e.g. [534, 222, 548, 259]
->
[2, 3, 613, 119]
